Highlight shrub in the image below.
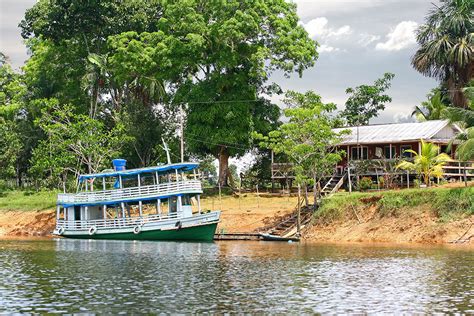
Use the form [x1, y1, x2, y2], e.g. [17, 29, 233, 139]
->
[358, 177, 373, 191]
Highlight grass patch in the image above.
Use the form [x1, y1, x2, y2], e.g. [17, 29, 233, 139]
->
[316, 186, 473, 223]
[0, 190, 58, 212]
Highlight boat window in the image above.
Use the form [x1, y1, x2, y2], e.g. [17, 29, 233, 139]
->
[182, 195, 192, 206]
[169, 197, 178, 215]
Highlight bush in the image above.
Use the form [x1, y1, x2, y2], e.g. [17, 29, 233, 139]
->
[358, 177, 373, 191]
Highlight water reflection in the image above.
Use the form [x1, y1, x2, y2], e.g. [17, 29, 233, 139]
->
[0, 239, 472, 313]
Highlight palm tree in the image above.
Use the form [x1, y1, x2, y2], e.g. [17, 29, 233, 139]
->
[445, 83, 474, 160]
[412, 0, 473, 108]
[396, 139, 452, 186]
[455, 127, 474, 160]
[412, 90, 448, 121]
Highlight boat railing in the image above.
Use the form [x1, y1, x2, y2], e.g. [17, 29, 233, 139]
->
[57, 180, 202, 204]
[56, 211, 218, 231]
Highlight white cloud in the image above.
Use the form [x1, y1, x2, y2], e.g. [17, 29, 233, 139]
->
[358, 33, 381, 47]
[302, 17, 351, 39]
[375, 21, 418, 51]
[303, 17, 329, 38]
[319, 44, 339, 53]
[329, 25, 352, 37]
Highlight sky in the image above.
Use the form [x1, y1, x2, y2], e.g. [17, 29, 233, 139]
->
[1, 0, 438, 124]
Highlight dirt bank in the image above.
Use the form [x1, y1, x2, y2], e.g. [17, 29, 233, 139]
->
[304, 205, 473, 244]
[0, 210, 56, 237]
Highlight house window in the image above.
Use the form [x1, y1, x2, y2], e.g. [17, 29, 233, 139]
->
[401, 145, 412, 158]
[384, 145, 396, 159]
[351, 146, 368, 160]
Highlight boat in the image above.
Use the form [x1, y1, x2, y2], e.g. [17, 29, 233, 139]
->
[53, 159, 220, 241]
[259, 233, 300, 242]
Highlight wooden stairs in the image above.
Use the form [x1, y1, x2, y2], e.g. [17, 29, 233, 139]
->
[321, 172, 347, 197]
[265, 200, 314, 238]
[264, 172, 347, 239]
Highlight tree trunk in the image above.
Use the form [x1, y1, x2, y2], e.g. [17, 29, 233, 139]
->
[313, 175, 317, 210]
[304, 184, 308, 207]
[218, 146, 229, 187]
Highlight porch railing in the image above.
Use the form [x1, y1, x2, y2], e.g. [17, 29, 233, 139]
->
[57, 180, 202, 204]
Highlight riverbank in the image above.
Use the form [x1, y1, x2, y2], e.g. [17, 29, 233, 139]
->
[305, 186, 474, 244]
[0, 186, 472, 243]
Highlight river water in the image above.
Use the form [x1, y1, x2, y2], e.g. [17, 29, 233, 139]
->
[0, 239, 473, 314]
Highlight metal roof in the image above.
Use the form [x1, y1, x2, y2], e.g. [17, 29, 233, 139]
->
[79, 162, 199, 181]
[333, 120, 457, 145]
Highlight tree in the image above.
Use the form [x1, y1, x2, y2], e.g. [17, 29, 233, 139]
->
[446, 84, 474, 160]
[396, 139, 452, 186]
[163, 0, 318, 186]
[254, 90, 346, 206]
[412, 90, 449, 121]
[341, 73, 395, 126]
[30, 99, 130, 188]
[412, 0, 473, 108]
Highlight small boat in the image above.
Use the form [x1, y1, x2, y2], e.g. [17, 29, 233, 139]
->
[259, 233, 300, 242]
[53, 159, 220, 241]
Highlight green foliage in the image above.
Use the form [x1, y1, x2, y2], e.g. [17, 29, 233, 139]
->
[412, 90, 449, 122]
[0, 190, 57, 212]
[254, 90, 346, 198]
[241, 151, 272, 189]
[358, 177, 373, 191]
[396, 139, 452, 186]
[30, 100, 130, 187]
[199, 155, 218, 187]
[341, 73, 395, 126]
[412, 0, 473, 107]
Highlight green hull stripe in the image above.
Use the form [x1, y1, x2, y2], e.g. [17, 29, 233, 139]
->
[63, 222, 218, 241]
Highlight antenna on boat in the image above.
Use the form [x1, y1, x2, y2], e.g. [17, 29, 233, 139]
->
[161, 138, 172, 165]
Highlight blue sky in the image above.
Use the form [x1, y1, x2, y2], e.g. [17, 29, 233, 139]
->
[1, 0, 439, 123]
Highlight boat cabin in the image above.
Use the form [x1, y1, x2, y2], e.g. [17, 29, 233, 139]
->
[56, 160, 204, 229]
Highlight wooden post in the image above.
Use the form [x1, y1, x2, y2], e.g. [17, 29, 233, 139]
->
[271, 150, 275, 193]
[297, 184, 301, 236]
[218, 183, 222, 210]
[464, 162, 468, 187]
[256, 184, 260, 209]
[406, 170, 409, 189]
[347, 167, 352, 193]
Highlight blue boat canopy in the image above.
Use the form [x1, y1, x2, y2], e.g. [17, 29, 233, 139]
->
[78, 162, 199, 182]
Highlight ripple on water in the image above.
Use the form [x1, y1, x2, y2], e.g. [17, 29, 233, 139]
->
[0, 239, 472, 313]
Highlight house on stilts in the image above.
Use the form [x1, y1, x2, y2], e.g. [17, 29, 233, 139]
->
[271, 120, 474, 193]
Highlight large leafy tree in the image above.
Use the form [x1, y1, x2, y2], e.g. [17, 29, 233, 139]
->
[341, 72, 395, 126]
[163, 0, 318, 186]
[412, 0, 473, 108]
